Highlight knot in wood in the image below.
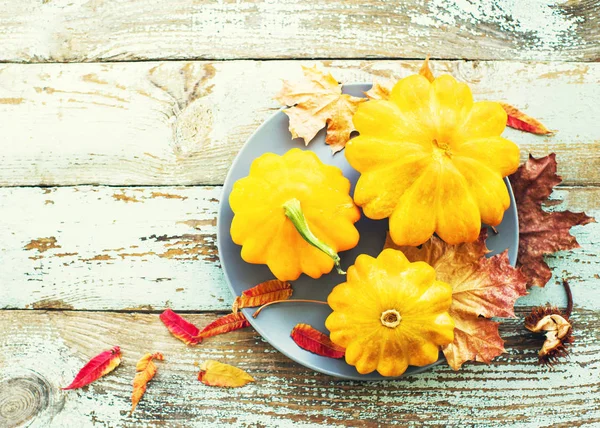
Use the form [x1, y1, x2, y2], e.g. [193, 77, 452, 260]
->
[0, 372, 52, 427]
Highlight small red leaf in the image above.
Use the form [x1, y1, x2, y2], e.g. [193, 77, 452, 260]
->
[199, 312, 250, 339]
[62, 346, 122, 390]
[160, 309, 201, 345]
[232, 280, 292, 312]
[291, 324, 345, 359]
[499, 102, 553, 135]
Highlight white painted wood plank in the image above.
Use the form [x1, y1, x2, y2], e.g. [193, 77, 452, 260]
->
[0, 60, 598, 187]
[1, 186, 597, 312]
[0, 1, 597, 62]
[0, 186, 229, 311]
[0, 310, 598, 426]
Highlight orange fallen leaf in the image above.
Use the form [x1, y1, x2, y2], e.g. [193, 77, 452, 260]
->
[198, 360, 254, 387]
[232, 279, 292, 313]
[291, 323, 345, 359]
[159, 309, 201, 345]
[509, 154, 595, 287]
[62, 346, 121, 390]
[364, 80, 392, 100]
[131, 352, 164, 414]
[419, 55, 435, 82]
[198, 312, 250, 339]
[275, 65, 366, 153]
[365, 57, 433, 101]
[386, 231, 527, 370]
[499, 102, 553, 135]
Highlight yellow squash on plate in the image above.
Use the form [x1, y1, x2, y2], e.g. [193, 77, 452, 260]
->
[346, 74, 520, 246]
[229, 148, 360, 281]
[326, 248, 455, 376]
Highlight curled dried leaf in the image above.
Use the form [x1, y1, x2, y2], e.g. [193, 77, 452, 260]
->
[199, 312, 250, 339]
[131, 352, 164, 414]
[159, 309, 201, 345]
[364, 80, 392, 100]
[62, 346, 121, 390]
[291, 323, 345, 359]
[499, 102, 553, 135]
[198, 360, 254, 388]
[232, 280, 292, 313]
[419, 55, 435, 82]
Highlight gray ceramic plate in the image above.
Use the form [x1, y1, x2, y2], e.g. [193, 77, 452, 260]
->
[217, 83, 519, 380]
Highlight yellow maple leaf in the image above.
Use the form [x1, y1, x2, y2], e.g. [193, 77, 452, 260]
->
[275, 65, 366, 153]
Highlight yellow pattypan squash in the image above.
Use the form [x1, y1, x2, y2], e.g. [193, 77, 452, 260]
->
[326, 248, 454, 376]
[229, 148, 360, 281]
[346, 74, 520, 246]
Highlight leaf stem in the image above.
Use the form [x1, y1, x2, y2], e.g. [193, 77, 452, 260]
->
[252, 299, 328, 318]
[562, 279, 573, 317]
[283, 198, 345, 275]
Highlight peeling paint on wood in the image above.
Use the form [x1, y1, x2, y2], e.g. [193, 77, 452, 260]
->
[0, 186, 227, 311]
[0, 185, 597, 312]
[0, 61, 598, 186]
[0, 1, 597, 62]
[0, 309, 598, 426]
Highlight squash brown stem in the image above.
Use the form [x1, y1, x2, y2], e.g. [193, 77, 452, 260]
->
[252, 299, 328, 318]
[283, 198, 346, 275]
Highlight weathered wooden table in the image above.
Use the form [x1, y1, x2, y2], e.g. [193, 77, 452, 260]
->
[1, 2, 599, 426]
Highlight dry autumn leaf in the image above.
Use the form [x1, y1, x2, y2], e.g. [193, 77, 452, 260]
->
[386, 232, 528, 370]
[131, 352, 164, 414]
[160, 309, 201, 345]
[509, 154, 595, 287]
[419, 55, 435, 82]
[364, 80, 392, 100]
[291, 323, 345, 359]
[499, 102, 553, 135]
[62, 346, 122, 390]
[232, 279, 292, 313]
[275, 65, 366, 153]
[365, 56, 433, 101]
[198, 360, 254, 388]
[198, 312, 250, 339]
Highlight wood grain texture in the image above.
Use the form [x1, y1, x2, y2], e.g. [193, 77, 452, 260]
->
[0, 309, 598, 427]
[1, 185, 597, 312]
[0, 60, 598, 187]
[0, 1, 598, 62]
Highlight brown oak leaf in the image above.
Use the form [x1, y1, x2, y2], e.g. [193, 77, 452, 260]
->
[275, 65, 366, 153]
[386, 231, 527, 370]
[509, 154, 595, 288]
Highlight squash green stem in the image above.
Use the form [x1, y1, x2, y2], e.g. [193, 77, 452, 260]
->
[283, 198, 345, 275]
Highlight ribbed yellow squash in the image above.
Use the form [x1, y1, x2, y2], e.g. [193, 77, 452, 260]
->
[326, 249, 455, 376]
[346, 74, 520, 246]
[229, 148, 360, 281]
